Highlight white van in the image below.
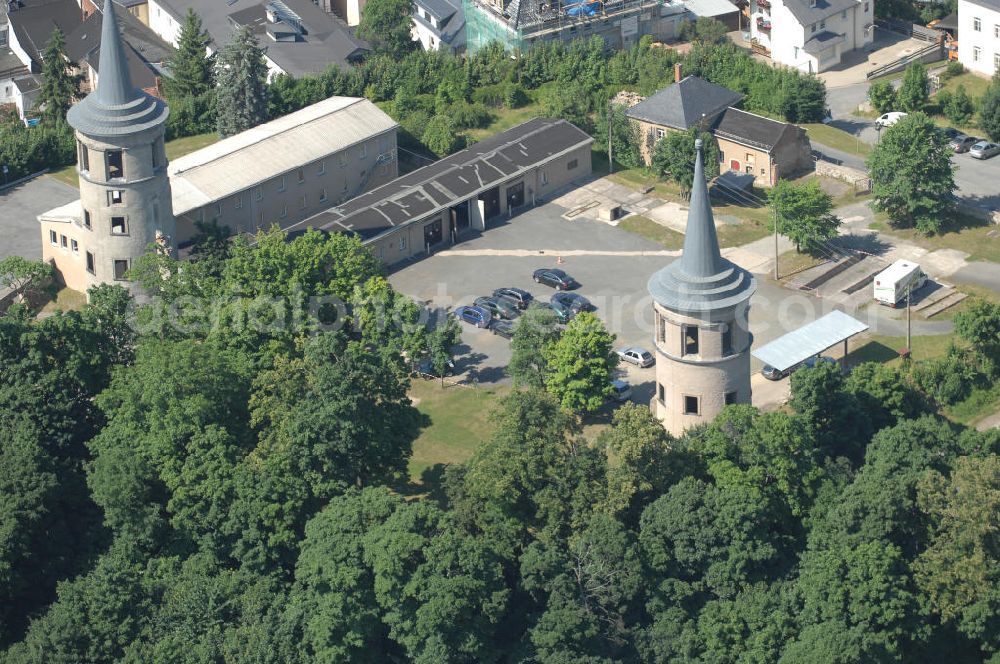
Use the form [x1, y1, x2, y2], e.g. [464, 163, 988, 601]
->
[875, 111, 908, 129]
[873, 260, 927, 307]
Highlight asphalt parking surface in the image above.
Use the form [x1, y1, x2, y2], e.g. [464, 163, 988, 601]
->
[388, 199, 844, 405]
[0, 176, 79, 261]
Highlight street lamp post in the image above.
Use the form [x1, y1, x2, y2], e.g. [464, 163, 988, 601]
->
[608, 102, 614, 175]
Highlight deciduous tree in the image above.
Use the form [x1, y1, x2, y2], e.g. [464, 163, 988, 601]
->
[544, 312, 618, 414]
[868, 80, 896, 114]
[357, 0, 415, 55]
[897, 62, 929, 112]
[651, 127, 719, 195]
[867, 112, 955, 235]
[768, 178, 840, 254]
[509, 305, 561, 388]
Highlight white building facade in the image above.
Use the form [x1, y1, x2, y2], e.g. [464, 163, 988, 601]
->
[749, 0, 874, 73]
[958, 0, 1000, 77]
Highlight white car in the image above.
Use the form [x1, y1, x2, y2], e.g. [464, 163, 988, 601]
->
[609, 379, 632, 402]
[616, 346, 655, 368]
[875, 111, 908, 129]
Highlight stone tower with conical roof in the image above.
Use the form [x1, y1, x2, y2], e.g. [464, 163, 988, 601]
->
[47, 0, 174, 293]
[647, 140, 756, 435]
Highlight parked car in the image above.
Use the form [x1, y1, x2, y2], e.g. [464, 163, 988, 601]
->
[609, 379, 632, 402]
[416, 357, 455, 378]
[949, 134, 979, 153]
[454, 305, 492, 328]
[529, 300, 572, 324]
[874, 111, 907, 128]
[492, 287, 534, 310]
[533, 268, 577, 290]
[761, 355, 836, 380]
[474, 295, 519, 319]
[616, 346, 655, 368]
[491, 319, 515, 339]
[551, 291, 594, 314]
[939, 127, 961, 141]
[970, 141, 1000, 160]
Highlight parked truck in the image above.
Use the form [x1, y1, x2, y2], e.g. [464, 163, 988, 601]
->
[873, 260, 927, 307]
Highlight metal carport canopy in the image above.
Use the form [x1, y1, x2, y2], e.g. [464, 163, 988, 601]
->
[752, 310, 869, 372]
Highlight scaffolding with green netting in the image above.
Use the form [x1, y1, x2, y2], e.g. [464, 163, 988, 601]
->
[464, 0, 669, 53]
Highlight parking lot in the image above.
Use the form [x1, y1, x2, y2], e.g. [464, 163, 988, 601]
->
[389, 197, 860, 409]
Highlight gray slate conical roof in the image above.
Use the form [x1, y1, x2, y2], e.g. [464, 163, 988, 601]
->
[67, 0, 168, 137]
[647, 139, 756, 313]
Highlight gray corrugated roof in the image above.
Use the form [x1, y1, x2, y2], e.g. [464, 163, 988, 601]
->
[67, 0, 168, 137]
[153, 0, 367, 77]
[803, 29, 845, 54]
[647, 140, 756, 313]
[625, 76, 744, 131]
[712, 107, 791, 152]
[293, 118, 593, 242]
[752, 309, 868, 371]
[784, 0, 859, 26]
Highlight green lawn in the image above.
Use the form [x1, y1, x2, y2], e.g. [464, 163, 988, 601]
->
[939, 72, 992, 98]
[802, 123, 872, 157]
[617, 215, 684, 249]
[407, 380, 507, 484]
[39, 287, 87, 314]
[870, 211, 1000, 264]
[773, 248, 826, 283]
[48, 131, 220, 189]
[847, 332, 953, 365]
[466, 104, 544, 143]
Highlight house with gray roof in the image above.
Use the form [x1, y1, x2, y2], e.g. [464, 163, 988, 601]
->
[413, 0, 466, 54]
[145, 0, 367, 78]
[1, 0, 174, 122]
[624, 72, 812, 186]
[748, 0, 874, 72]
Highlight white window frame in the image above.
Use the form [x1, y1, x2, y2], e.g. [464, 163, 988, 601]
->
[317, 160, 326, 175]
[71, 239, 79, 254]
[278, 175, 286, 192]
[974, 16, 982, 31]
[49, 230, 58, 245]
[974, 46, 982, 62]
[399, 235, 406, 251]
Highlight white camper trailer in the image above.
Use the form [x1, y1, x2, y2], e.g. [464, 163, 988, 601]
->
[873, 260, 927, 307]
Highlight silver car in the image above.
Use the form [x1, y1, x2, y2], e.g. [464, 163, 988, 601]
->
[970, 141, 1000, 160]
[616, 346, 655, 368]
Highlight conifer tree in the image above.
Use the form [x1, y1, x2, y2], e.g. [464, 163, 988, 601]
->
[215, 26, 268, 137]
[164, 9, 214, 99]
[36, 28, 82, 124]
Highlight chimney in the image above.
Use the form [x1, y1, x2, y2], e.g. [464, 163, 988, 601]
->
[674, 63, 682, 83]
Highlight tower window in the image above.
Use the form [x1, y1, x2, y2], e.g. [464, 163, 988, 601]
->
[722, 325, 733, 355]
[71, 239, 79, 254]
[152, 139, 163, 170]
[113, 259, 129, 281]
[657, 383, 665, 404]
[78, 141, 89, 172]
[49, 230, 57, 245]
[86, 251, 95, 274]
[683, 325, 699, 356]
[111, 217, 127, 235]
[108, 190, 124, 205]
[83, 210, 92, 229]
[683, 395, 700, 415]
[60, 234, 67, 248]
[106, 150, 124, 180]
[725, 391, 737, 405]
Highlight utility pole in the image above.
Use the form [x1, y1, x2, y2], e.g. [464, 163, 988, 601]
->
[773, 204, 779, 280]
[608, 102, 614, 175]
[906, 284, 912, 354]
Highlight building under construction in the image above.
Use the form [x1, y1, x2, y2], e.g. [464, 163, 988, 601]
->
[464, 0, 696, 51]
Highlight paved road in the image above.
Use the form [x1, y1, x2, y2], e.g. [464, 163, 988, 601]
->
[0, 176, 78, 261]
[818, 79, 1000, 209]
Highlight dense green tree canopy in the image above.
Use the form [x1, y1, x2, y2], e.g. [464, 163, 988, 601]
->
[867, 112, 956, 235]
[768, 179, 840, 254]
[163, 9, 214, 99]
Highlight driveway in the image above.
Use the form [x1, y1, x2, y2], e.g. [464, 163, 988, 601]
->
[0, 175, 78, 261]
